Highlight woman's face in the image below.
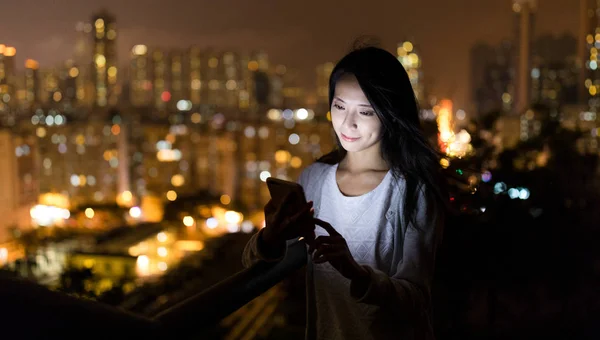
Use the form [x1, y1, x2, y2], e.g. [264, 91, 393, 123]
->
[330, 74, 383, 154]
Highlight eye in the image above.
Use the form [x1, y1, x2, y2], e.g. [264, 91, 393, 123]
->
[333, 103, 345, 110]
[360, 111, 375, 116]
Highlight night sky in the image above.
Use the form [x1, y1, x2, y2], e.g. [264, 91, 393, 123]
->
[1, 0, 578, 111]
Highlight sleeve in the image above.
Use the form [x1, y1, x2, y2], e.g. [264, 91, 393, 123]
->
[241, 166, 313, 268]
[349, 186, 444, 322]
[241, 228, 287, 268]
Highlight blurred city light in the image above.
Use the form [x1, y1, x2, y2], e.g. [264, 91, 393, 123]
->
[129, 206, 142, 218]
[166, 190, 177, 201]
[29, 205, 70, 227]
[84, 208, 95, 219]
[157, 232, 168, 242]
[225, 210, 243, 224]
[182, 215, 194, 227]
[206, 217, 218, 229]
[220, 194, 231, 205]
[519, 188, 530, 200]
[494, 182, 507, 194]
[508, 188, 520, 199]
[259, 171, 271, 182]
[241, 220, 254, 233]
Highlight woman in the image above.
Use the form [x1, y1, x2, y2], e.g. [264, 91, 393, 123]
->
[243, 46, 448, 340]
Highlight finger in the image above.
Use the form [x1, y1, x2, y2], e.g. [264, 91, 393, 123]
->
[313, 242, 344, 257]
[317, 242, 345, 254]
[312, 244, 334, 260]
[313, 250, 343, 264]
[313, 218, 340, 236]
[302, 228, 317, 253]
[313, 255, 329, 264]
[309, 235, 331, 253]
[314, 236, 334, 247]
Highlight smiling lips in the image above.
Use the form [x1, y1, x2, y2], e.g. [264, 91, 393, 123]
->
[341, 133, 360, 142]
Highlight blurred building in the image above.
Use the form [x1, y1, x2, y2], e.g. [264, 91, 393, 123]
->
[22, 59, 40, 110]
[531, 34, 579, 115]
[0, 8, 337, 231]
[6, 105, 335, 227]
[0, 44, 17, 97]
[0, 128, 40, 240]
[74, 21, 95, 108]
[18, 111, 122, 210]
[397, 40, 426, 106]
[471, 34, 578, 118]
[235, 110, 335, 210]
[580, 0, 600, 110]
[279, 66, 305, 109]
[67, 251, 137, 296]
[91, 10, 118, 108]
[128, 47, 280, 115]
[316, 62, 334, 107]
[129, 45, 151, 108]
[513, 0, 537, 115]
[0, 129, 19, 241]
[0, 44, 18, 125]
[268, 64, 286, 108]
[127, 108, 334, 212]
[58, 60, 81, 110]
[470, 41, 514, 115]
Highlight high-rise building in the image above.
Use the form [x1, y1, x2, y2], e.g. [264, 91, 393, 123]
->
[59, 59, 80, 109]
[316, 62, 334, 107]
[281, 67, 305, 109]
[169, 49, 187, 105]
[91, 10, 118, 107]
[128, 46, 279, 115]
[247, 50, 271, 111]
[39, 68, 61, 106]
[580, 0, 600, 110]
[23, 59, 40, 109]
[470, 41, 514, 115]
[129, 44, 152, 107]
[0, 129, 18, 241]
[74, 21, 94, 107]
[0, 45, 16, 88]
[0, 45, 17, 111]
[34, 118, 121, 207]
[188, 46, 202, 105]
[397, 40, 426, 105]
[268, 64, 286, 108]
[513, 0, 537, 114]
[531, 34, 578, 113]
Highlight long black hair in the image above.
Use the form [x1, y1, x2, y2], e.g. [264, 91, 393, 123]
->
[317, 46, 448, 230]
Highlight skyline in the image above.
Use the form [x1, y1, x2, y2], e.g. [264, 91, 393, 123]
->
[0, 0, 578, 111]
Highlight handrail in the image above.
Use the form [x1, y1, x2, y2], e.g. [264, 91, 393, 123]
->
[0, 238, 307, 338]
[154, 238, 307, 331]
[0, 273, 164, 338]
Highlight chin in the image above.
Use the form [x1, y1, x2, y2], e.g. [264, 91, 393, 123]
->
[339, 141, 365, 153]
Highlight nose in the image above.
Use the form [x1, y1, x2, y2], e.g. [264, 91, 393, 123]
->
[342, 112, 358, 130]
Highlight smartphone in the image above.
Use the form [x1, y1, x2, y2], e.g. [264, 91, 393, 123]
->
[266, 177, 307, 210]
[266, 177, 314, 245]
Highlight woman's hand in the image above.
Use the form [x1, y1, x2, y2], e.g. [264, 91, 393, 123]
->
[261, 192, 316, 250]
[311, 218, 369, 281]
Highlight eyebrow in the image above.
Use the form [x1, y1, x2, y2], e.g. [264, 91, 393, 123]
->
[334, 97, 372, 108]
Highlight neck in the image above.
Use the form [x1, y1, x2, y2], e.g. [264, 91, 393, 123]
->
[339, 147, 388, 173]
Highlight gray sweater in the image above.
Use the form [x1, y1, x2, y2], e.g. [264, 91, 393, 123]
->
[242, 162, 443, 340]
